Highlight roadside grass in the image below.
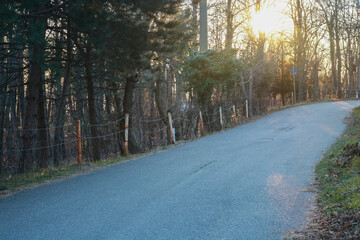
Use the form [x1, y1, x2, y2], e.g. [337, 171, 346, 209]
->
[315, 106, 360, 214]
[0, 164, 86, 191]
[0, 145, 172, 197]
[0, 156, 127, 195]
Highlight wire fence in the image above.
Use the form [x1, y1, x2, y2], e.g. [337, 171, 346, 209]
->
[0, 94, 332, 175]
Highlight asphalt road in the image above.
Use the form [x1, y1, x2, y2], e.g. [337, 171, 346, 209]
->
[1, 101, 360, 240]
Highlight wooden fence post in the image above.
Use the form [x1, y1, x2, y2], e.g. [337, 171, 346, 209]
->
[199, 111, 205, 136]
[232, 105, 237, 125]
[76, 120, 82, 165]
[219, 107, 223, 129]
[124, 113, 129, 156]
[245, 100, 249, 118]
[239, 106, 243, 121]
[264, 98, 267, 112]
[292, 92, 294, 105]
[168, 112, 175, 144]
[307, 90, 309, 102]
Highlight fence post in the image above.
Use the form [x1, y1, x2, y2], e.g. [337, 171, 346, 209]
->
[307, 90, 309, 102]
[76, 120, 82, 165]
[245, 100, 249, 118]
[199, 111, 205, 136]
[292, 92, 294, 105]
[257, 100, 260, 115]
[264, 98, 267, 112]
[232, 105, 237, 125]
[168, 112, 175, 144]
[124, 113, 129, 156]
[219, 107, 223, 129]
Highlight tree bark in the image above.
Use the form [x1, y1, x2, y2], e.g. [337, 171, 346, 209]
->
[123, 74, 141, 154]
[249, 69, 253, 117]
[84, 47, 100, 161]
[199, 0, 208, 51]
[335, 1, 342, 98]
[314, 50, 319, 100]
[329, 24, 337, 96]
[296, 0, 304, 102]
[53, 18, 72, 166]
[37, 81, 49, 168]
[0, 42, 7, 172]
[20, 13, 46, 173]
[225, 0, 233, 49]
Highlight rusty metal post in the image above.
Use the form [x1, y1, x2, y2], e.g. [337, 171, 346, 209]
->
[168, 112, 175, 144]
[76, 120, 82, 165]
[232, 105, 237, 125]
[199, 111, 205, 136]
[124, 114, 129, 156]
[219, 107, 223, 129]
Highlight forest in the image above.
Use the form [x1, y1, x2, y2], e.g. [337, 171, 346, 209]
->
[0, 0, 359, 176]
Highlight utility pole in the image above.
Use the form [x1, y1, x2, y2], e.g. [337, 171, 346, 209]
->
[199, 0, 208, 51]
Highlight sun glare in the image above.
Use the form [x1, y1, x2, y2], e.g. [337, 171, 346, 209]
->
[250, 1, 292, 36]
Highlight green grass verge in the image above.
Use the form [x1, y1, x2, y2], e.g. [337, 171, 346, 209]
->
[315, 106, 360, 214]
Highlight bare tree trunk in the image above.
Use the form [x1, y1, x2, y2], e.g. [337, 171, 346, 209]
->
[248, 69, 253, 117]
[53, 19, 72, 166]
[0, 43, 7, 172]
[155, 67, 170, 126]
[358, 63, 360, 91]
[314, 51, 319, 100]
[335, 6, 342, 98]
[296, 0, 304, 102]
[348, 45, 354, 93]
[199, 0, 208, 51]
[123, 74, 141, 154]
[111, 81, 125, 154]
[84, 47, 100, 161]
[155, 68, 171, 144]
[192, 1, 199, 50]
[20, 14, 46, 173]
[225, 0, 233, 49]
[240, 73, 249, 100]
[329, 26, 337, 96]
[37, 82, 49, 168]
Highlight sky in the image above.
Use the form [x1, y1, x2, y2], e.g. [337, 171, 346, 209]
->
[250, 0, 294, 36]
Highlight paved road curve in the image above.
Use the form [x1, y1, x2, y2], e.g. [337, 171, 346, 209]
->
[1, 101, 360, 240]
